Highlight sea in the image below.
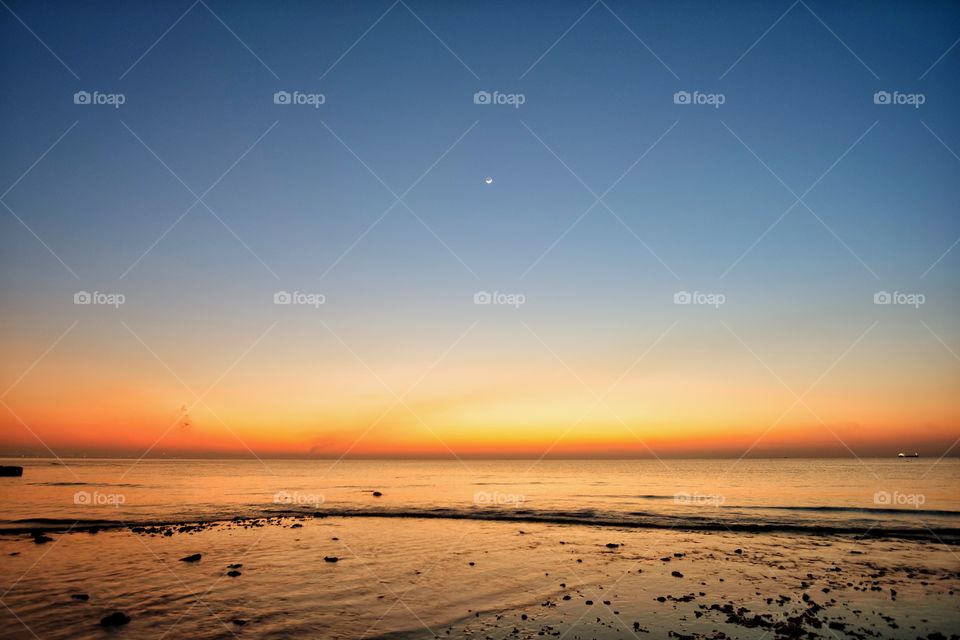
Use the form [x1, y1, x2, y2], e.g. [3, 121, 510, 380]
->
[2, 457, 957, 538]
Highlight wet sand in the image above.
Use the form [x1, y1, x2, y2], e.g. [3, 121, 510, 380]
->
[1, 516, 958, 639]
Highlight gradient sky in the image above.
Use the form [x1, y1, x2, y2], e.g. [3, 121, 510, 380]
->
[1, 0, 958, 458]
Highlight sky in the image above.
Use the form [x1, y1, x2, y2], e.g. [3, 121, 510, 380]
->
[1, 0, 958, 459]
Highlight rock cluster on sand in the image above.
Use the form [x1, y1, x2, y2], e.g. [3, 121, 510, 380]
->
[0, 465, 23, 477]
[179, 553, 202, 562]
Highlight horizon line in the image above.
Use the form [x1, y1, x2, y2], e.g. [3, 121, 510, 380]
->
[2, 454, 955, 461]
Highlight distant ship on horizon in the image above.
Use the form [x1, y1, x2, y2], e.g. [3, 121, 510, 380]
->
[897, 452, 919, 458]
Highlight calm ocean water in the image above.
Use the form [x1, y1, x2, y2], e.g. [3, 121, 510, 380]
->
[2, 457, 957, 538]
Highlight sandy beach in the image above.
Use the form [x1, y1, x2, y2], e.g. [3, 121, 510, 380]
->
[2, 513, 959, 639]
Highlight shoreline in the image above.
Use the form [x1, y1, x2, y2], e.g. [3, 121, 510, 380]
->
[4, 508, 959, 544]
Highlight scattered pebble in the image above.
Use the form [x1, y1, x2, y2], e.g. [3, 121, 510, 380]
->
[99, 612, 131, 627]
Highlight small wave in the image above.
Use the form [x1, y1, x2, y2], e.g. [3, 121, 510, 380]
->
[6, 518, 124, 529]
[730, 505, 960, 517]
[28, 482, 93, 487]
[28, 482, 144, 488]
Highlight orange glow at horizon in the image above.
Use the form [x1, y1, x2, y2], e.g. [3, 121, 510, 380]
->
[2, 320, 958, 459]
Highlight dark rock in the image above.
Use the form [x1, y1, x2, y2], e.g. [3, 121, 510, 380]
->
[31, 531, 53, 544]
[605, 543, 620, 549]
[0, 466, 23, 477]
[672, 571, 684, 578]
[227, 570, 241, 577]
[232, 619, 247, 626]
[227, 563, 242, 569]
[71, 593, 89, 601]
[99, 612, 131, 627]
[179, 553, 202, 562]
[372, 491, 383, 497]
[324, 556, 339, 562]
